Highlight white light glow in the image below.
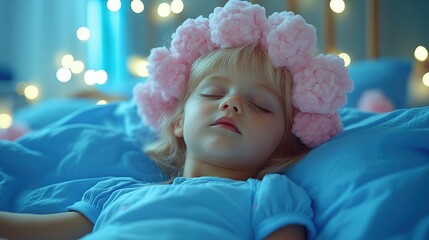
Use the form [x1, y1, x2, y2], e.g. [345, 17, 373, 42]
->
[97, 100, 108, 105]
[171, 0, 184, 14]
[330, 0, 345, 13]
[131, 0, 144, 13]
[77, 27, 90, 41]
[56, 68, 72, 82]
[84, 70, 97, 85]
[71, 60, 85, 74]
[0, 113, 12, 129]
[61, 54, 74, 69]
[338, 52, 351, 67]
[423, 72, 429, 87]
[158, 3, 171, 17]
[414, 46, 428, 62]
[24, 85, 39, 100]
[128, 56, 149, 77]
[107, 0, 121, 12]
[96, 70, 108, 85]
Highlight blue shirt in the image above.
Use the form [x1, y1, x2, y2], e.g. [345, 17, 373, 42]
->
[68, 174, 315, 239]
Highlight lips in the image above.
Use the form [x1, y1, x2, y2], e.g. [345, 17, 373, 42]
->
[211, 116, 241, 134]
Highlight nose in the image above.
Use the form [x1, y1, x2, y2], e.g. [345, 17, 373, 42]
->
[219, 97, 242, 114]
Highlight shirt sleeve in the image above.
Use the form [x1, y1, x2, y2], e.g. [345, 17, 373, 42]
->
[252, 174, 316, 240]
[66, 177, 144, 224]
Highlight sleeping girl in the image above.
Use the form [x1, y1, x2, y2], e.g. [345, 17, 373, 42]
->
[0, 0, 353, 239]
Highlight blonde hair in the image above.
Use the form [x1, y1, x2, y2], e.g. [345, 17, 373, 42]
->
[144, 43, 309, 180]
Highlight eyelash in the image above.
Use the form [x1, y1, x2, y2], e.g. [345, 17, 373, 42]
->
[201, 94, 272, 113]
[250, 102, 272, 113]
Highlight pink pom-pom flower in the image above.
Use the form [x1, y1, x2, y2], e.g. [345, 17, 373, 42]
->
[134, 81, 178, 129]
[357, 89, 394, 113]
[147, 47, 190, 100]
[292, 111, 343, 148]
[171, 16, 216, 65]
[209, 0, 266, 48]
[0, 123, 31, 141]
[263, 12, 316, 73]
[292, 54, 354, 114]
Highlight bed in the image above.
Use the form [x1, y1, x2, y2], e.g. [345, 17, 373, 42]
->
[1, 90, 428, 239]
[1, 2, 429, 239]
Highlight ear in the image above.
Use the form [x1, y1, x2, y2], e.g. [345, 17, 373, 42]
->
[173, 116, 184, 137]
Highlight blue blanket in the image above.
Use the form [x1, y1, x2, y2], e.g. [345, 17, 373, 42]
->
[1, 101, 428, 239]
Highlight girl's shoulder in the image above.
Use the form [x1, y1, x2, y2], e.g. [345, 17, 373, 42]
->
[251, 174, 311, 207]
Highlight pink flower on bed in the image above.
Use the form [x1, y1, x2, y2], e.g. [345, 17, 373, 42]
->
[262, 11, 316, 73]
[357, 89, 394, 113]
[0, 123, 31, 141]
[292, 54, 354, 114]
[147, 47, 189, 100]
[171, 16, 216, 65]
[209, 0, 266, 48]
[292, 111, 343, 148]
[134, 81, 178, 129]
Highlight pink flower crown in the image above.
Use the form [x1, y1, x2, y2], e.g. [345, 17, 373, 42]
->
[133, 0, 354, 148]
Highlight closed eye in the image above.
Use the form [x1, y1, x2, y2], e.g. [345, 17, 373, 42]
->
[200, 94, 223, 99]
[250, 102, 272, 113]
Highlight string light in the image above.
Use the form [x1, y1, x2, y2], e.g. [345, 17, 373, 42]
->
[330, 0, 345, 13]
[84, 69, 108, 85]
[61, 54, 75, 69]
[414, 46, 428, 62]
[338, 52, 351, 67]
[24, 85, 39, 100]
[107, 0, 121, 12]
[128, 56, 149, 77]
[0, 113, 12, 129]
[131, 0, 144, 13]
[76, 27, 90, 41]
[71, 60, 85, 74]
[158, 3, 171, 17]
[171, 0, 184, 14]
[423, 72, 429, 87]
[56, 68, 72, 82]
[97, 100, 108, 105]
[96, 70, 108, 85]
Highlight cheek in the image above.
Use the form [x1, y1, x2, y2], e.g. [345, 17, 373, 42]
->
[254, 117, 285, 149]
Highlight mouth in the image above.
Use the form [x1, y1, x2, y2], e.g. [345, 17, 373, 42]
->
[210, 116, 241, 134]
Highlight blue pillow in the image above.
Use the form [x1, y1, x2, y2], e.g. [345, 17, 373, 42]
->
[286, 107, 429, 239]
[346, 58, 413, 109]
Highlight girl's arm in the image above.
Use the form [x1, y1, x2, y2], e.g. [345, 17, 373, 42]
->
[0, 211, 93, 240]
[265, 224, 307, 240]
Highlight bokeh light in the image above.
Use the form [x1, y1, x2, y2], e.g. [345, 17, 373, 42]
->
[423, 72, 429, 87]
[0, 113, 13, 129]
[131, 0, 144, 13]
[24, 85, 39, 100]
[56, 68, 72, 82]
[330, 0, 345, 13]
[76, 27, 90, 41]
[61, 54, 74, 69]
[107, 0, 121, 12]
[84, 70, 97, 85]
[128, 56, 149, 77]
[158, 3, 171, 17]
[414, 46, 428, 62]
[171, 0, 184, 14]
[96, 70, 108, 85]
[338, 52, 351, 67]
[71, 60, 85, 74]
[97, 100, 108, 105]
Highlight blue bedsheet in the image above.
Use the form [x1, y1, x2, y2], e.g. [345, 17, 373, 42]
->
[1, 100, 428, 239]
